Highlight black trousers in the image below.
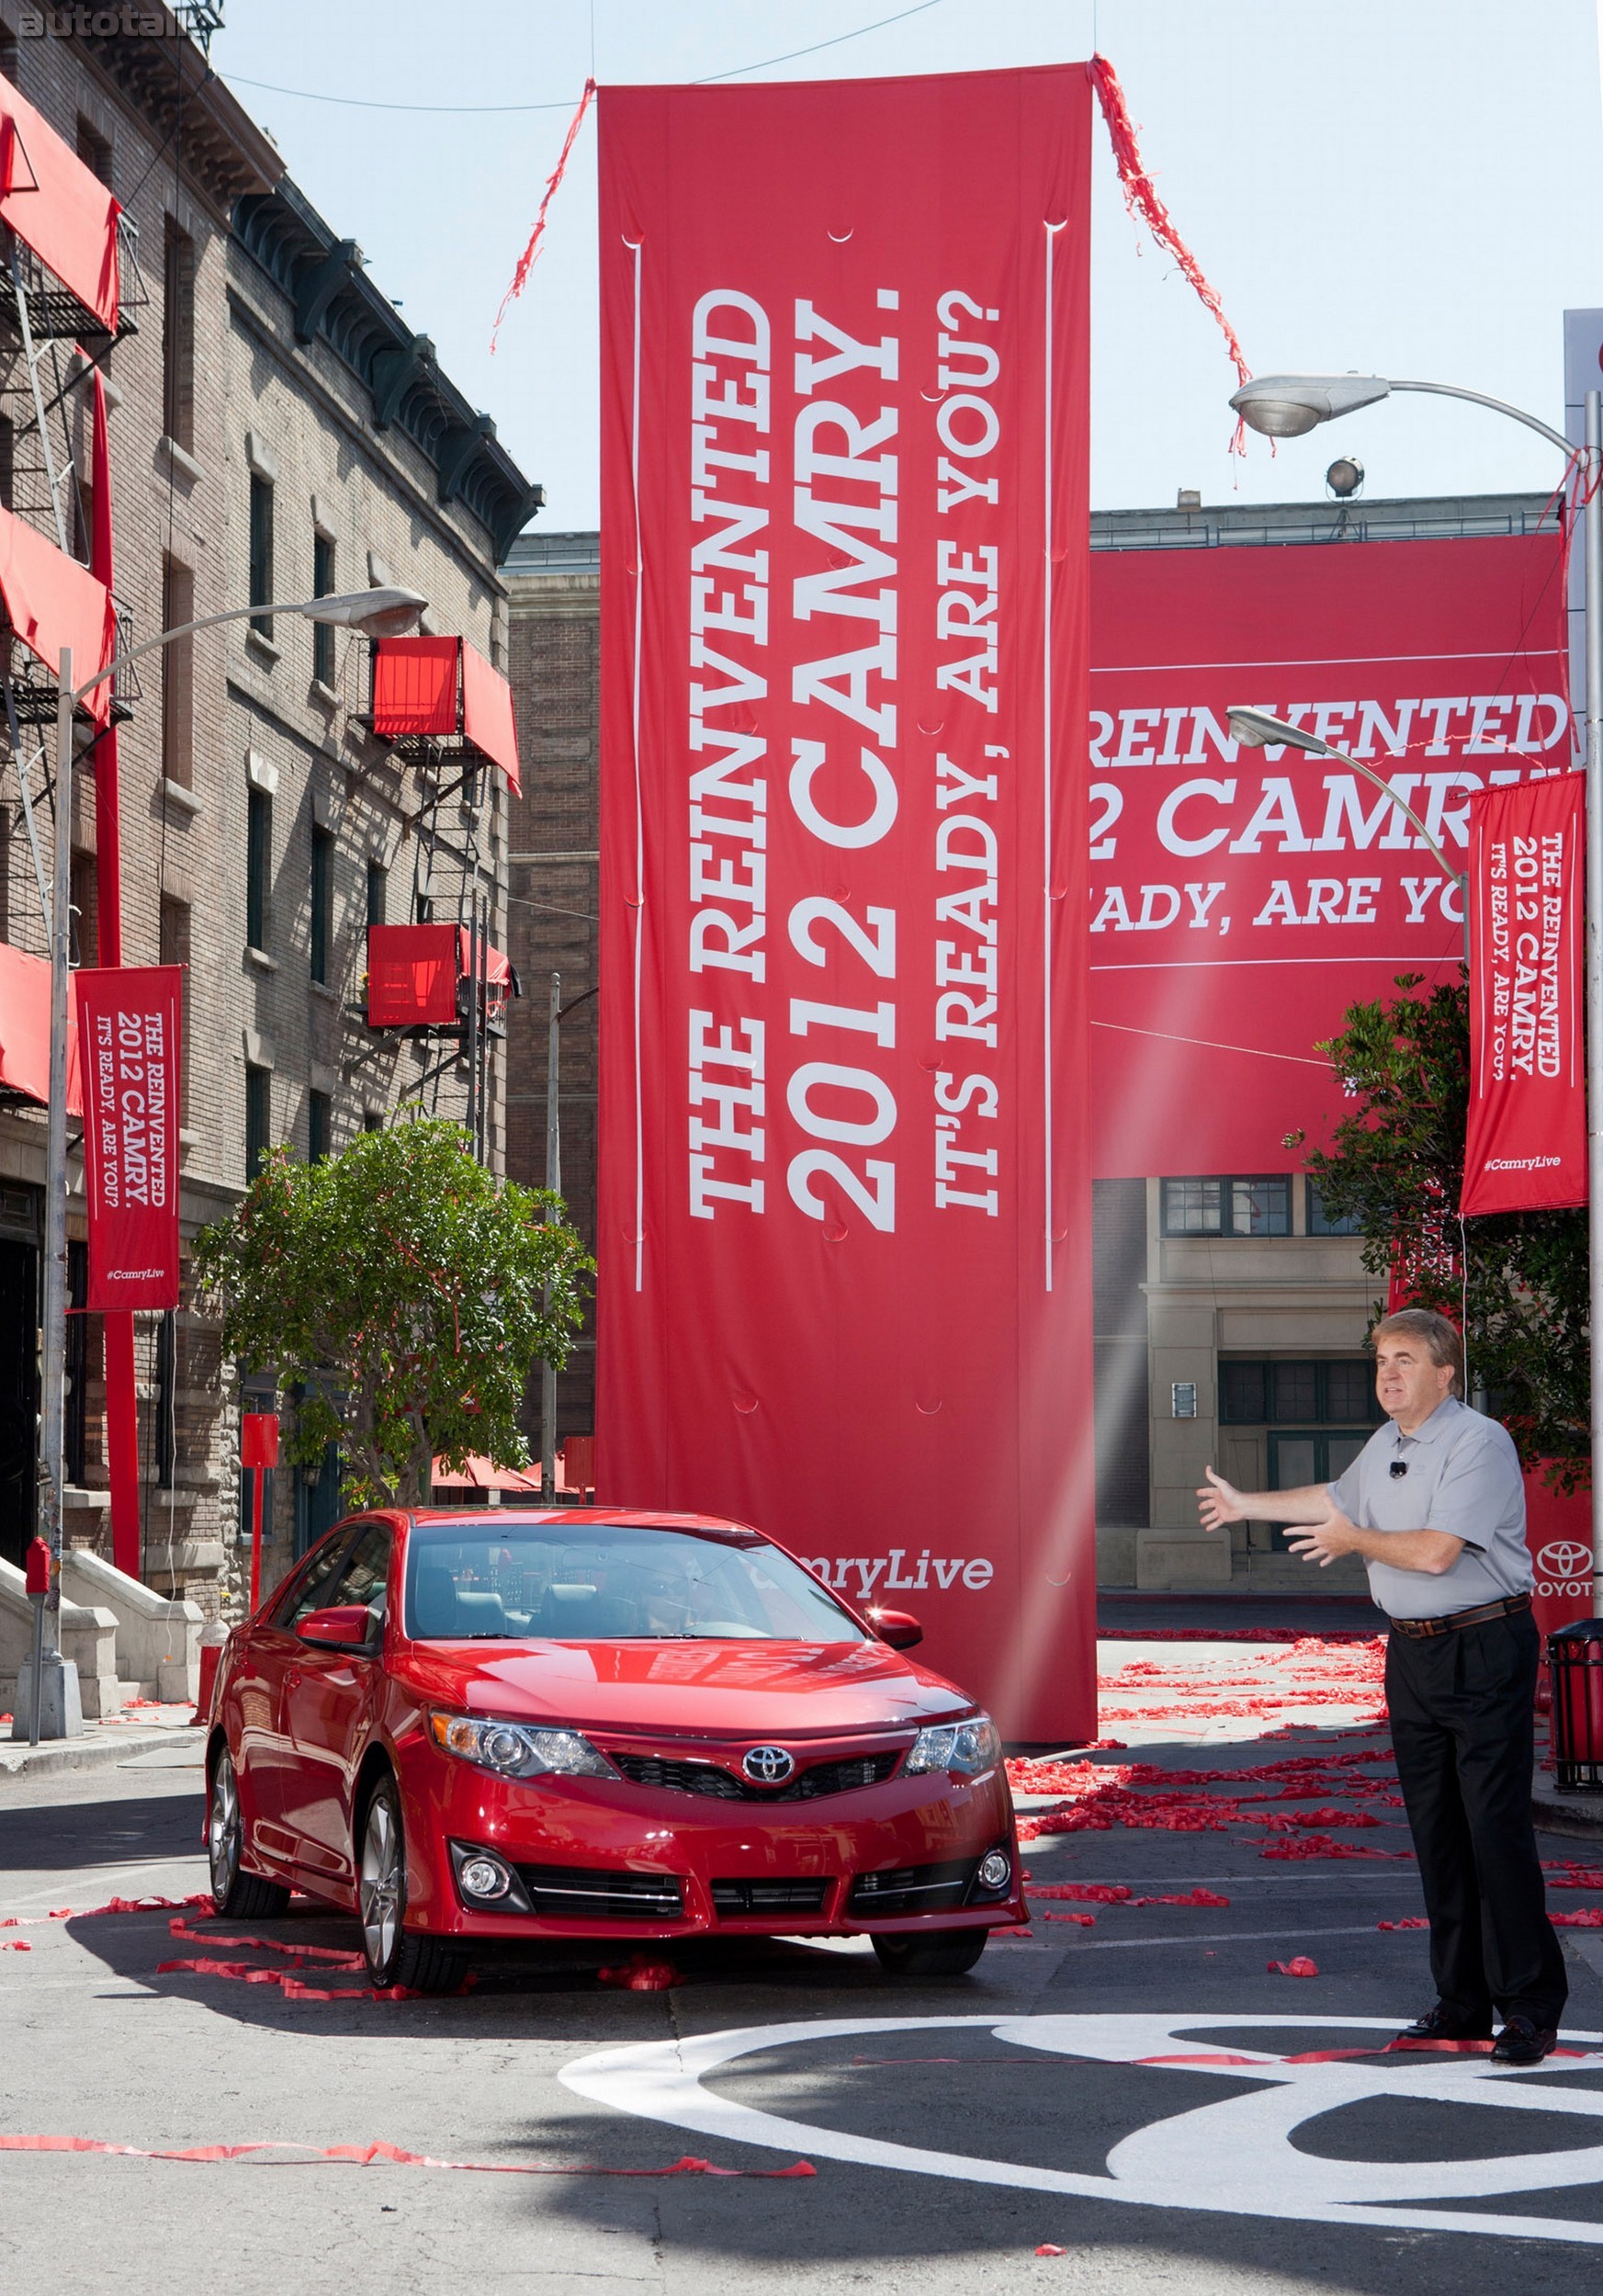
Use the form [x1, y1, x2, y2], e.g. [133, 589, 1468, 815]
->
[1385, 1609, 1566, 2027]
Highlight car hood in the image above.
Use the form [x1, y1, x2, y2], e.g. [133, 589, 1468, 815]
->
[392, 1637, 973, 1738]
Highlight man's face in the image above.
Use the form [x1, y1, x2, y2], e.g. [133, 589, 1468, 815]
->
[1374, 1336, 1455, 1430]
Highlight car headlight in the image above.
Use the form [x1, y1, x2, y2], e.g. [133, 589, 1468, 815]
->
[429, 1712, 613, 1780]
[903, 1714, 1001, 1777]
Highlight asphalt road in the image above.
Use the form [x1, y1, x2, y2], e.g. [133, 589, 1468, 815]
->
[4, 1719, 1603, 2295]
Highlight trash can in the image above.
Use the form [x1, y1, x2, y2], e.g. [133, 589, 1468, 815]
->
[1548, 1619, 1603, 1792]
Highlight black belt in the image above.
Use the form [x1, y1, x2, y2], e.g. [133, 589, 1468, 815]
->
[1390, 1592, 1531, 1639]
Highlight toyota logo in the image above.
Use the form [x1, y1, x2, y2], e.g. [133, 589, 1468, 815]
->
[741, 1746, 795, 1786]
[1538, 1541, 1595, 1579]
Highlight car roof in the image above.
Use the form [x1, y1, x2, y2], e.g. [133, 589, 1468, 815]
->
[401, 1507, 762, 1536]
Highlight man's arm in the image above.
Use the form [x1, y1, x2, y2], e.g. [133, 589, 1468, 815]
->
[1198, 1465, 1334, 1529]
[1287, 1517, 1464, 1575]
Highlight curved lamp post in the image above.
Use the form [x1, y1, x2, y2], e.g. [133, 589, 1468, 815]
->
[1228, 368, 1603, 1614]
[24, 585, 426, 1742]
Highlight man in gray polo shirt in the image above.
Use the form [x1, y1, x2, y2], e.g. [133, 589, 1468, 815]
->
[1199, 1306, 1564, 2064]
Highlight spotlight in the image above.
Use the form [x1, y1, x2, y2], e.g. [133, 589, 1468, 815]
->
[1326, 456, 1364, 500]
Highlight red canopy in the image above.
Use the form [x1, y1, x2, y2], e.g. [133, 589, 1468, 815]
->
[0, 73, 119, 334]
[0, 503, 115, 723]
[430, 1453, 543, 1494]
[0, 940, 82, 1114]
[367, 922, 511, 1029]
[371, 635, 522, 795]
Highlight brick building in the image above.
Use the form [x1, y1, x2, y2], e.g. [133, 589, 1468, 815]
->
[0, 7, 538, 1616]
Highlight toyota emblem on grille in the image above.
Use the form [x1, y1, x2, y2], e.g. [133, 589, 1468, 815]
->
[742, 1746, 796, 1785]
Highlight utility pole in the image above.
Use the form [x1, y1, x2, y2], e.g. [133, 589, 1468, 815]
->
[22, 648, 83, 1738]
[541, 970, 559, 1501]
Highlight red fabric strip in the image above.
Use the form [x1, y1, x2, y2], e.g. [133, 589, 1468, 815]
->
[491, 78, 596, 351]
[0, 2132, 814, 2177]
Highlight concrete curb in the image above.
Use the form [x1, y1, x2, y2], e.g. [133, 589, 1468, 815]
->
[1534, 1764, 1603, 1842]
[0, 1725, 197, 1781]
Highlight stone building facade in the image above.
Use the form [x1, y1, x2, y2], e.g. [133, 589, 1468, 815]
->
[498, 494, 1554, 1597]
[0, 8, 538, 1613]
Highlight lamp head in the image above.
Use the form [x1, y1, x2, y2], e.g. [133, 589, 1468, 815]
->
[1229, 373, 1392, 438]
[1226, 707, 1328, 755]
[300, 585, 428, 638]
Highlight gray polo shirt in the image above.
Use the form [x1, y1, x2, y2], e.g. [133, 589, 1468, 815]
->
[1326, 1395, 1531, 1620]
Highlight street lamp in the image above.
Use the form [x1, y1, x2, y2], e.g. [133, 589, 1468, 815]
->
[1225, 706, 1467, 958]
[1228, 368, 1603, 1616]
[23, 584, 427, 1741]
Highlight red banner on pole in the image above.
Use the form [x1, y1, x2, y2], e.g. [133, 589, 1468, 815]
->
[595, 67, 1096, 1741]
[74, 966, 182, 1310]
[1462, 773, 1586, 1216]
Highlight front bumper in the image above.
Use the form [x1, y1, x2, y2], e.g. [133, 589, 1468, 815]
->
[392, 1730, 1023, 1940]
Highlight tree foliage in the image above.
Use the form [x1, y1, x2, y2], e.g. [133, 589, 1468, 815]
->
[1295, 972, 1588, 1488]
[193, 1119, 593, 1506]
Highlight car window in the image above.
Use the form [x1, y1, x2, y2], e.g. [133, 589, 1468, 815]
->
[273, 1527, 357, 1630]
[315, 1520, 392, 1640]
[404, 1521, 866, 1643]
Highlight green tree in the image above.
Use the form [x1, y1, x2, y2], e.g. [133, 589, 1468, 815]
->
[1294, 972, 1588, 1488]
[194, 1118, 593, 1506]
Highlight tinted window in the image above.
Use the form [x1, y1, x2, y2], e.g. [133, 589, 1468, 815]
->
[404, 1522, 865, 1645]
[272, 1526, 355, 1629]
[315, 1520, 391, 1640]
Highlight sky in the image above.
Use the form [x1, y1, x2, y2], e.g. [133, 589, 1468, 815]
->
[212, 0, 1603, 534]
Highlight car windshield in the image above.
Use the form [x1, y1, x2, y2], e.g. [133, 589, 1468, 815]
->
[403, 1522, 868, 1644]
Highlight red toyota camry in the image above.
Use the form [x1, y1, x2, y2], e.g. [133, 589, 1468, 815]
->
[206, 1508, 1023, 1993]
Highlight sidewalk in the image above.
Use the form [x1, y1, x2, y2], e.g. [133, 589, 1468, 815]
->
[0, 1702, 199, 1780]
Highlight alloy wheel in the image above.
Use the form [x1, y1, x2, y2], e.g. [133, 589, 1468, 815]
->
[359, 1789, 404, 1976]
[208, 1748, 242, 1904]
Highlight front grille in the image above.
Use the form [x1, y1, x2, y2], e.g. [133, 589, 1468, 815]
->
[609, 1749, 900, 1801]
[512, 1861, 683, 1919]
[848, 1857, 976, 1917]
[711, 1877, 830, 1917]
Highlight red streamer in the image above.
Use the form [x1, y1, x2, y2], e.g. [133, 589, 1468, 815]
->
[0, 2132, 814, 2178]
[1088, 54, 1251, 450]
[491, 78, 596, 352]
[1268, 1956, 1320, 1978]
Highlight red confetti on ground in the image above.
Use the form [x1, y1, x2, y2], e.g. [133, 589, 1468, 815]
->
[1378, 1917, 1430, 1929]
[4, 1941, 31, 1952]
[1098, 1628, 1381, 1644]
[1552, 1907, 1603, 1928]
[0, 2132, 814, 2177]
[1268, 1957, 1319, 1978]
[993, 1926, 1033, 1939]
[1042, 1912, 1097, 1927]
[1035, 2244, 1067, 2256]
[598, 1953, 683, 1992]
[1258, 1836, 1412, 1861]
[1029, 1883, 1131, 1903]
[1546, 1866, 1603, 1889]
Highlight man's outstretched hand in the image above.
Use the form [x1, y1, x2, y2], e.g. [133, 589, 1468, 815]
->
[1197, 1465, 1245, 1530]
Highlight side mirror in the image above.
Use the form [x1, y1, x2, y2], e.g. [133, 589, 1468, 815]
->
[868, 1607, 922, 1650]
[298, 1603, 376, 1651]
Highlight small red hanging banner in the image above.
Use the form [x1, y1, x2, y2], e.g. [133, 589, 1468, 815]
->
[1462, 774, 1586, 1216]
[74, 965, 183, 1309]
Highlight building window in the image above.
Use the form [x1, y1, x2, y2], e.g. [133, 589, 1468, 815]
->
[163, 216, 195, 453]
[76, 117, 113, 189]
[309, 1090, 331, 1164]
[160, 895, 191, 1123]
[366, 856, 386, 928]
[312, 531, 335, 685]
[245, 1064, 270, 1182]
[65, 1240, 87, 1487]
[310, 824, 332, 984]
[69, 847, 96, 967]
[1161, 1175, 1291, 1238]
[161, 554, 194, 787]
[1268, 1428, 1372, 1493]
[1307, 1182, 1361, 1237]
[154, 1309, 177, 1488]
[363, 1108, 384, 1134]
[1219, 1360, 1383, 1428]
[248, 472, 275, 639]
[246, 786, 271, 952]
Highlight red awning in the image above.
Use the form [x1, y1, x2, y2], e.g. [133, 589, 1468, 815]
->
[371, 635, 458, 739]
[430, 1453, 544, 1493]
[455, 925, 511, 990]
[371, 635, 522, 795]
[0, 940, 82, 1114]
[461, 640, 521, 797]
[0, 503, 115, 724]
[367, 922, 511, 1029]
[0, 73, 119, 335]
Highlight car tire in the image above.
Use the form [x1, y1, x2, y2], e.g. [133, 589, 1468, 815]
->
[356, 1773, 468, 1996]
[870, 1927, 990, 1979]
[207, 1744, 291, 1919]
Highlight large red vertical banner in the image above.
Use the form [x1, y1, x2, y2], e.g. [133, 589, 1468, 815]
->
[597, 66, 1095, 1742]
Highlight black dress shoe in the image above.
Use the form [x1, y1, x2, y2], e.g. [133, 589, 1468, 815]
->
[1491, 2016, 1559, 2065]
[1395, 2001, 1495, 2044]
